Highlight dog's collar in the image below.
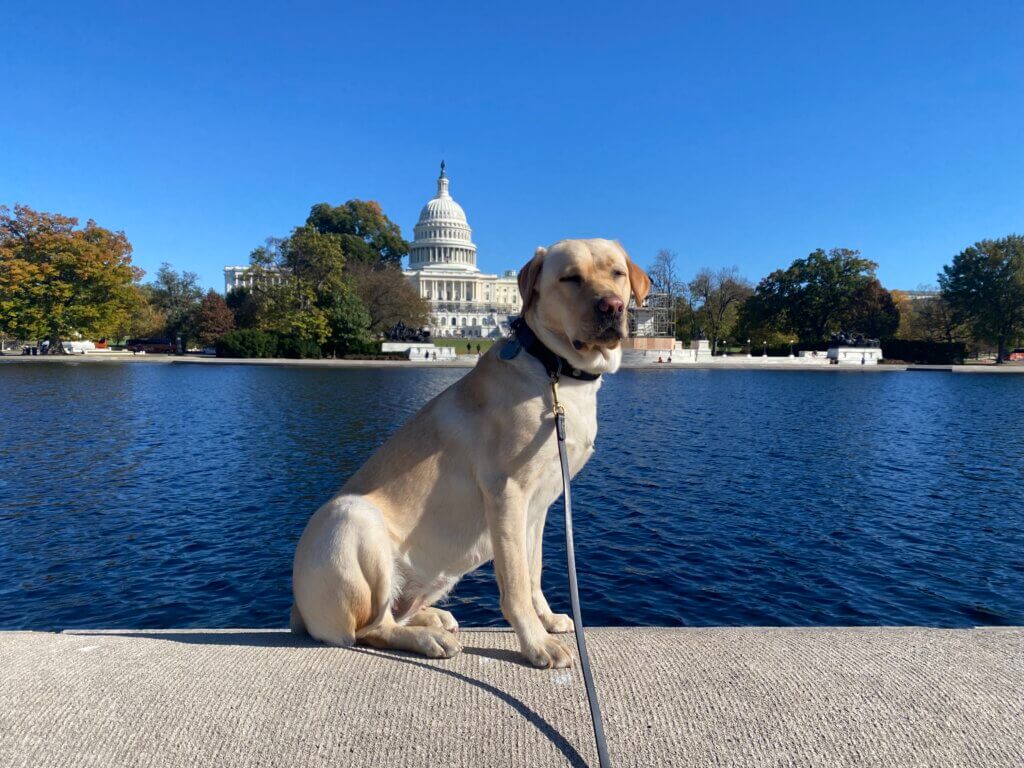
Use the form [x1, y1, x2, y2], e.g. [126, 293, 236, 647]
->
[502, 317, 602, 382]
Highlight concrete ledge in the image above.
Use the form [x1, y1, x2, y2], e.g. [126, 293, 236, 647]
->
[1, 627, 1022, 767]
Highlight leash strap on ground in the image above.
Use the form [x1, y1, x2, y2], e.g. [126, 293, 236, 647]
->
[551, 376, 613, 768]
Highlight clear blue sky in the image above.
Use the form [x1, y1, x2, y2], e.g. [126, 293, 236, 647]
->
[3, 1, 1021, 292]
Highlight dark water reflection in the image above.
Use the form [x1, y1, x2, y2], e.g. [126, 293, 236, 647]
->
[1, 363, 1022, 629]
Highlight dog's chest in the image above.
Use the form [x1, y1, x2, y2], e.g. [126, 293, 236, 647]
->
[561, 384, 599, 468]
[565, 409, 597, 473]
[529, 384, 598, 511]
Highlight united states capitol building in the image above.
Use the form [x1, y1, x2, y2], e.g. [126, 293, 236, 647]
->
[223, 163, 521, 339]
[404, 163, 521, 338]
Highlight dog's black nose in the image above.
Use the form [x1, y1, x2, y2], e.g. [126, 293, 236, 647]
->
[596, 295, 624, 316]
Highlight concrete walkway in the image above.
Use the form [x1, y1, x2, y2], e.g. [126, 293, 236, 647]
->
[1, 627, 1021, 767]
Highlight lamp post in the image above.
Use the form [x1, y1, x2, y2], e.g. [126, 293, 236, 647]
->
[762, 340, 767, 358]
[722, 339, 729, 357]
[789, 339, 795, 358]
[746, 338, 751, 358]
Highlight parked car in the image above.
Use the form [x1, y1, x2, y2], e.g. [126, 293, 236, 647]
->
[1007, 348, 1024, 361]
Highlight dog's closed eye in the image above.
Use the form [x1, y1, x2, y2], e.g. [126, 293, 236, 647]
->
[560, 275, 582, 284]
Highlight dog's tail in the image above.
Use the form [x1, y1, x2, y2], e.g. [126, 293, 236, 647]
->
[289, 604, 308, 635]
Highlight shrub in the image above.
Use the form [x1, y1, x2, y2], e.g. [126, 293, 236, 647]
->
[346, 339, 381, 356]
[881, 339, 967, 364]
[215, 329, 278, 358]
[277, 335, 322, 359]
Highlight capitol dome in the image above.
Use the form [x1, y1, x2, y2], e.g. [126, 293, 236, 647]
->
[408, 162, 478, 272]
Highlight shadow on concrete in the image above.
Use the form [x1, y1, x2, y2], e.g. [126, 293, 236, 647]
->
[353, 646, 588, 768]
[63, 630, 587, 766]
[68, 630, 543, 670]
[63, 630, 318, 649]
[461, 643, 536, 668]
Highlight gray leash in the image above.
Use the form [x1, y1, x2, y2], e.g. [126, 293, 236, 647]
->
[550, 374, 612, 768]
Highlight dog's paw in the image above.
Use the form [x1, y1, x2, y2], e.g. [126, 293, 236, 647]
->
[540, 612, 574, 634]
[430, 608, 460, 632]
[407, 607, 460, 632]
[522, 635, 574, 669]
[413, 628, 463, 659]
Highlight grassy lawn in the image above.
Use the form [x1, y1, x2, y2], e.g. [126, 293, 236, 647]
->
[432, 338, 497, 354]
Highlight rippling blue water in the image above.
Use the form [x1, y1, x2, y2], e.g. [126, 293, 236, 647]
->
[1, 362, 1022, 630]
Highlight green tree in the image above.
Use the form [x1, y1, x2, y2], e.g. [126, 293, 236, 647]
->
[194, 289, 236, 346]
[150, 263, 203, 345]
[225, 286, 260, 330]
[743, 248, 898, 342]
[255, 280, 331, 344]
[284, 225, 349, 296]
[306, 200, 409, 267]
[325, 284, 373, 356]
[246, 233, 337, 345]
[243, 200, 415, 353]
[0, 204, 141, 352]
[848, 279, 900, 340]
[939, 235, 1024, 362]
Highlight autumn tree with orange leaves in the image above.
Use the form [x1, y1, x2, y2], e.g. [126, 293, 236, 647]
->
[194, 289, 236, 347]
[0, 204, 142, 352]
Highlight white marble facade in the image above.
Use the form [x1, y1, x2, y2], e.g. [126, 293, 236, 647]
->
[223, 265, 286, 295]
[403, 163, 521, 338]
[828, 346, 883, 365]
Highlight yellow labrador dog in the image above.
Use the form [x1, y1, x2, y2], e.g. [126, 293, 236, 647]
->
[291, 238, 650, 668]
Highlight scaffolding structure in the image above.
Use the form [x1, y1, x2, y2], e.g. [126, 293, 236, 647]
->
[628, 292, 675, 339]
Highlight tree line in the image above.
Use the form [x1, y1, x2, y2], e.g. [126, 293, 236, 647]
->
[214, 200, 428, 357]
[0, 202, 428, 357]
[1, 201, 1022, 361]
[647, 236, 1024, 362]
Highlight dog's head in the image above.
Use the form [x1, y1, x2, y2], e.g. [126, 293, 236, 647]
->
[517, 238, 651, 374]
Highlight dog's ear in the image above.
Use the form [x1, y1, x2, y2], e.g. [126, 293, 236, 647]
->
[617, 241, 651, 307]
[518, 247, 546, 314]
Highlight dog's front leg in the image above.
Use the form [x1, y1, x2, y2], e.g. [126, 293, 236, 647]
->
[529, 518, 574, 634]
[487, 492, 574, 669]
